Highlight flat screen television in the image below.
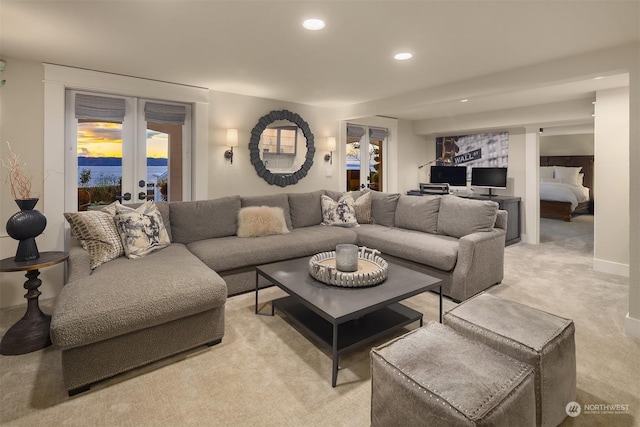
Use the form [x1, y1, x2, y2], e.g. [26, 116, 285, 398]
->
[471, 167, 508, 196]
[430, 166, 467, 187]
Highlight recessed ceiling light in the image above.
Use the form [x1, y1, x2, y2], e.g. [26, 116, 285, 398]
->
[594, 76, 604, 80]
[303, 19, 325, 30]
[460, 99, 469, 103]
[394, 52, 413, 61]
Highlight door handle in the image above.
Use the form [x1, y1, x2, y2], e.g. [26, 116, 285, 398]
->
[138, 192, 147, 200]
[360, 184, 366, 189]
[123, 192, 132, 201]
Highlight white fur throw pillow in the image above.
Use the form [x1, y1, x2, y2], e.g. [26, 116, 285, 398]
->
[237, 206, 290, 238]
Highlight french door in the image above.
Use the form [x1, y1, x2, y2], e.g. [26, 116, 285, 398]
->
[345, 124, 387, 191]
[67, 91, 191, 210]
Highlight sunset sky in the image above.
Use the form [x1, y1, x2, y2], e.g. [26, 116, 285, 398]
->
[77, 122, 168, 158]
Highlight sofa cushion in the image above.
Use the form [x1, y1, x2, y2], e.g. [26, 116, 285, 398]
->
[242, 194, 293, 230]
[437, 195, 499, 238]
[187, 225, 358, 272]
[169, 196, 241, 244]
[114, 201, 171, 258]
[369, 190, 400, 226]
[395, 195, 441, 234]
[237, 206, 289, 237]
[355, 224, 459, 271]
[288, 190, 324, 228]
[50, 243, 227, 350]
[64, 210, 124, 270]
[321, 194, 358, 227]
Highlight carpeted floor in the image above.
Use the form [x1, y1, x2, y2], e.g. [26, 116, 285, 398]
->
[1, 215, 638, 426]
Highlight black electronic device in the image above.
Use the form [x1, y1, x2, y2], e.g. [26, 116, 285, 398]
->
[470, 167, 508, 196]
[419, 183, 450, 195]
[430, 166, 467, 187]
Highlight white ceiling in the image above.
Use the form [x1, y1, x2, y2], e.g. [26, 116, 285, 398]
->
[1, 0, 638, 124]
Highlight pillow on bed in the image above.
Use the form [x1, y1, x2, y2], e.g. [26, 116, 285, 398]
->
[554, 166, 582, 186]
[540, 166, 555, 181]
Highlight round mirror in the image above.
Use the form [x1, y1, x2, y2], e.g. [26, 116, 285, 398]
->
[249, 110, 315, 187]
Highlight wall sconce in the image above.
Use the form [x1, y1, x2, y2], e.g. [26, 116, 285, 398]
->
[324, 136, 336, 164]
[225, 129, 238, 164]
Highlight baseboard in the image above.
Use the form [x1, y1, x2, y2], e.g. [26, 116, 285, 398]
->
[592, 258, 630, 277]
[624, 313, 640, 339]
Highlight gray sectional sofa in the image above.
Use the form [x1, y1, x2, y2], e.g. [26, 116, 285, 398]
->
[51, 189, 507, 395]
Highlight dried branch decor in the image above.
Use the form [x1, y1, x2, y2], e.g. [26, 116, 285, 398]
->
[2, 142, 33, 200]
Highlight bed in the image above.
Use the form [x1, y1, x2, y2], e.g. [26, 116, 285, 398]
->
[540, 155, 594, 221]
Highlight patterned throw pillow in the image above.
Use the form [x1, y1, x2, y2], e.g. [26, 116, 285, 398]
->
[321, 194, 358, 227]
[114, 201, 171, 259]
[64, 208, 124, 269]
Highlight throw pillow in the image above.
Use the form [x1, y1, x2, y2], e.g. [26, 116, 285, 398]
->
[237, 206, 290, 237]
[351, 191, 372, 224]
[64, 209, 124, 269]
[436, 195, 499, 238]
[321, 194, 358, 227]
[114, 201, 171, 259]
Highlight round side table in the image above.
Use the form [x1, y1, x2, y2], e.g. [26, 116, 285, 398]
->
[0, 251, 68, 356]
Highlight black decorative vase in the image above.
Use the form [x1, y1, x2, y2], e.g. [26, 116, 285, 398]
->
[6, 199, 47, 262]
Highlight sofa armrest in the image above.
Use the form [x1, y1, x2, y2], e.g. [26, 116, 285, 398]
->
[67, 237, 92, 284]
[495, 210, 508, 231]
[450, 228, 506, 302]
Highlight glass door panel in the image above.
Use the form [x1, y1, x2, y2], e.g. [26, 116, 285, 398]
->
[145, 122, 182, 202]
[369, 138, 383, 191]
[76, 120, 123, 210]
[346, 138, 362, 191]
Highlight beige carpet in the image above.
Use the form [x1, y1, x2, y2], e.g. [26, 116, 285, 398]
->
[1, 215, 638, 426]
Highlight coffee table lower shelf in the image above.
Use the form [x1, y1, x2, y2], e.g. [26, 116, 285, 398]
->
[272, 296, 422, 387]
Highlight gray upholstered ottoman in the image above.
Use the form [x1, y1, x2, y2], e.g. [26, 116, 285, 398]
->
[371, 322, 536, 427]
[443, 293, 576, 427]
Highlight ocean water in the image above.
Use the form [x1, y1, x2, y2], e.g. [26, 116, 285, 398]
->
[77, 166, 168, 186]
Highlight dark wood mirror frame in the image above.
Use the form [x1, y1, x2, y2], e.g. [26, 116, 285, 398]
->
[249, 110, 315, 187]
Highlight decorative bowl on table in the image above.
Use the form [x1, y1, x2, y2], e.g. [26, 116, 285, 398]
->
[308, 246, 388, 288]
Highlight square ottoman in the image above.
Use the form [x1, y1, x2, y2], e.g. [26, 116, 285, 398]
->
[443, 293, 576, 427]
[371, 322, 536, 427]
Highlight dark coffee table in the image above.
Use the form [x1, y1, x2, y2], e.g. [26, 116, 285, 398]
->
[255, 256, 442, 387]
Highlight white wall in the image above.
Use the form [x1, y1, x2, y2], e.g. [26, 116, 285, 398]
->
[0, 58, 57, 309]
[540, 134, 594, 156]
[593, 87, 630, 276]
[397, 120, 429, 194]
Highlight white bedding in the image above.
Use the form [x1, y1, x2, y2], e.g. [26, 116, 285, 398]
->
[540, 181, 590, 210]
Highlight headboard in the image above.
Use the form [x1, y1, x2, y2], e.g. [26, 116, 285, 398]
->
[540, 155, 594, 200]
